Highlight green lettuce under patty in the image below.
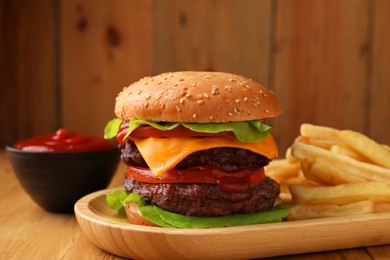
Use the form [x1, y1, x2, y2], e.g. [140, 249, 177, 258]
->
[104, 118, 272, 143]
[106, 190, 292, 228]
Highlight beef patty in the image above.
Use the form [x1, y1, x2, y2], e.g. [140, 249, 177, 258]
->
[120, 140, 271, 170]
[124, 177, 280, 216]
[121, 140, 279, 216]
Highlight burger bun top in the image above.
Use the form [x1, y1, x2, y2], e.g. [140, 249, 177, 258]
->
[115, 71, 281, 123]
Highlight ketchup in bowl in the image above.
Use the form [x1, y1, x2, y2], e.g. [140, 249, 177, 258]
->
[13, 128, 116, 152]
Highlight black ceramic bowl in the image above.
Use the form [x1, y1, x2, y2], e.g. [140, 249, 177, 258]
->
[6, 145, 120, 213]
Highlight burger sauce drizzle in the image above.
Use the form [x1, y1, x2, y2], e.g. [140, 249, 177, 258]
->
[13, 128, 116, 152]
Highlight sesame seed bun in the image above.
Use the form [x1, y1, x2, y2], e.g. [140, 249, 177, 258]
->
[115, 71, 281, 123]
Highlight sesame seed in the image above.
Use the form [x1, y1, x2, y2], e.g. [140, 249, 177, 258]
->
[172, 82, 177, 86]
[209, 116, 214, 120]
[263, 93, 268, 97]
[234, 99, 240, 103]
[193, 113, 197, 118]
[180, 98, 185, 104]
[176, 106, 182, 112]
[137, 89, 142, 95]
[204, 75, 211, 79]
[179, 78, 185, 82]
[228, 112, 233, 116]
[160, 104, 166, 109]
[233, 107, 238, 113]
[142, 82, 148, 86]
[254, 95, 260, 100]
[185, 93, 191, 97]
[197, 94, 203, 99]
[224, 85, 233, 92]
[203, 93, 209, 99]
[145, 94, 151, 100]
[197, 100, 204, 105]
[243, 97, 248, 102]
[144, 102, 148, 108]
[211, 86, 219, 95]
[265, 109, 269, 113]
[259, 89, 263, 94]
[191, 83, 197, 87]
[183, 86, 188, 90]
[229, 78, 236, 82]
[180, 90, 187, 97]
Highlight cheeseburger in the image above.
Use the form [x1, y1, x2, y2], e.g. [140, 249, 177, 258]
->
[105, 71, 291, 228]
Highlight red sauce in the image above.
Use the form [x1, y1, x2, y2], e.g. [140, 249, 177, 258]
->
[13, 128, 117, 152]
[126, 165, 265, 193]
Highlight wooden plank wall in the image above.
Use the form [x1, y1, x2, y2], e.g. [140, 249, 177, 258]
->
[0, 0, 57, 146]
[1, 0, 389, 154]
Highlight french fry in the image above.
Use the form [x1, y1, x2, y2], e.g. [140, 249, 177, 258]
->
[287, 200, 375, 220]
[265, 159, 300, 181]
[296, 135, 338, 150]
[338, 130, 390, 168]
[279, 192, 292, 204]
[280, 175, 319, 191]
[300, 159, 325, 184]
[301, 157, 368, 185]
[383, 144, 390, 153]
[291, 141, 390, 183]
[330, 144, 371, 163]
[285, 147, 300, 164]
[300, 123, 340, 141]
[290, 182, 390, 205]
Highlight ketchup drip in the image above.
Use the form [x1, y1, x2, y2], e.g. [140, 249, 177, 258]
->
[126, 165, 265, 193]
[13, 128, 116, 152]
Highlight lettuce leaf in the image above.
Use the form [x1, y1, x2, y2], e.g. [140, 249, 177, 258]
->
[182, 121, 272, 142]
[106, 190, 293, 228]
[104, 118, 272, 143]
[106, 189, 128, 210]
[124, 119, 180, 140]
[104, 118, 123, 139]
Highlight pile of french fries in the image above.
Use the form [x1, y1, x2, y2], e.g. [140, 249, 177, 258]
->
[265, 123, 390, 221]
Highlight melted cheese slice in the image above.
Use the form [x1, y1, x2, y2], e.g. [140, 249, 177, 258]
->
[133, 135, 278, 177]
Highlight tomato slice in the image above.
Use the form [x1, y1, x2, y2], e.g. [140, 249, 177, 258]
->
[126, 165, 265, 193]
[117, 122, 235, 144]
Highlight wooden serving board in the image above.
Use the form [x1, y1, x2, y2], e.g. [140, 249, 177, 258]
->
[74, 189, 390, 260]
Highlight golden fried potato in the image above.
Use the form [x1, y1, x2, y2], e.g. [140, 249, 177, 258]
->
[338, 130, 390, 168]
[290, 182, 390, 205]
[287, 200, 375, 220]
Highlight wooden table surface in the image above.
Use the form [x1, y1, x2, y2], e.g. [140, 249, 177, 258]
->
[1, 149, 390, 260]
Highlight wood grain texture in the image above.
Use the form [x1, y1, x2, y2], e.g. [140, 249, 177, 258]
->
[61, 0, 153, 136]
[0, 0, 57, 145]
[1, 0, 389, 151]
[369, 0, 390, 145]
[75, 188, 390, 259]
[154, 0, 273, 85]
[272, 0, 371, 153]
[1, 150, 389, 259]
